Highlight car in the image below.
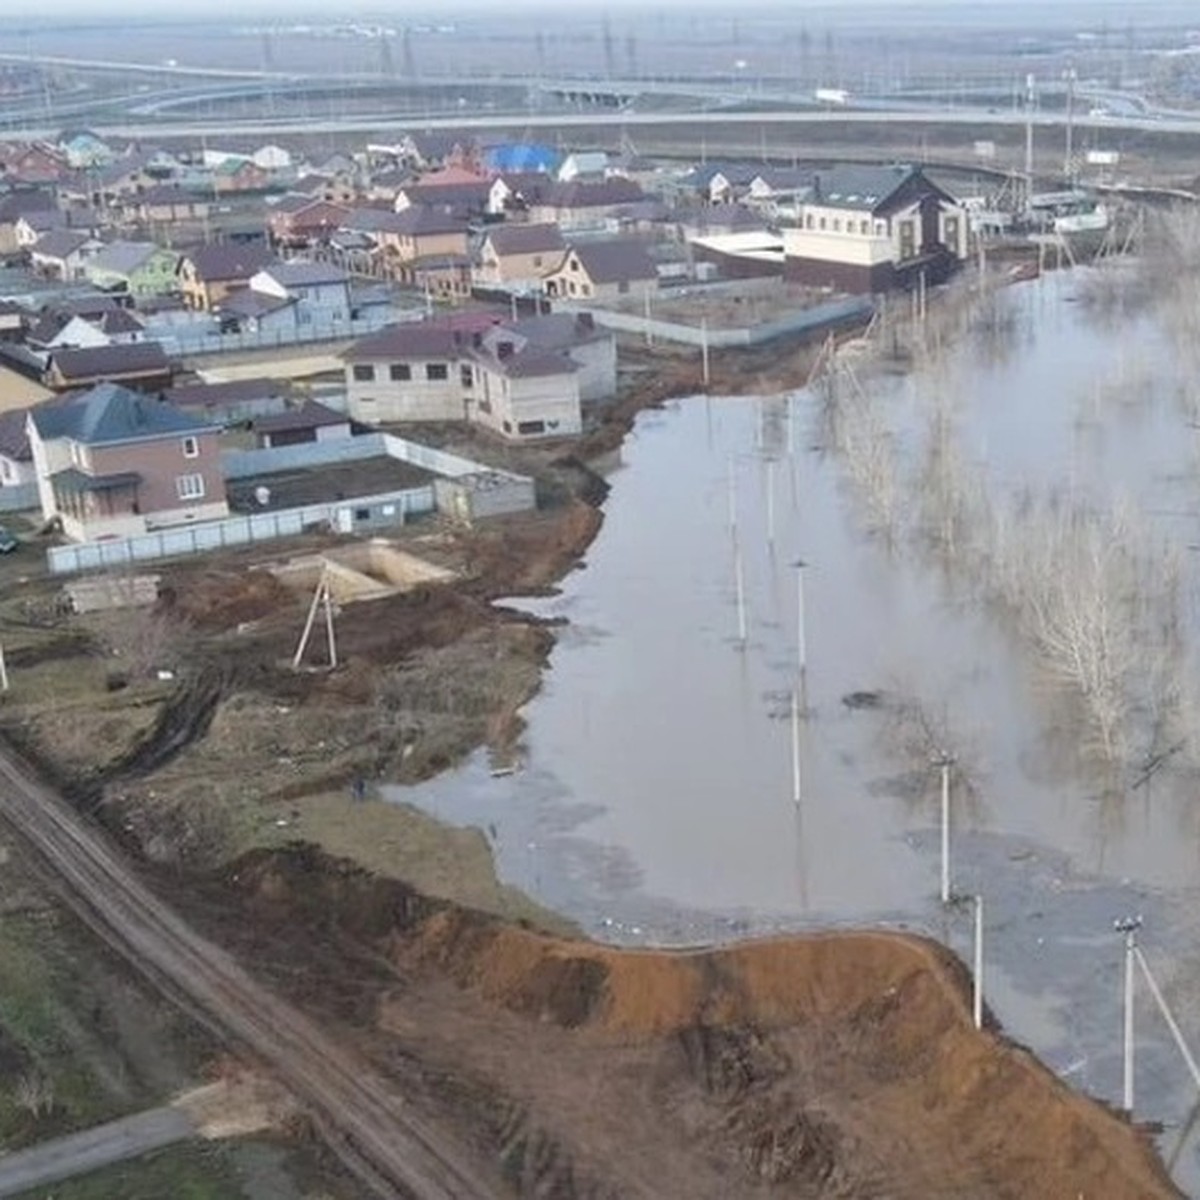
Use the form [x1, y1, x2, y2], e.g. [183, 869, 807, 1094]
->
[0, 526, 20, 554]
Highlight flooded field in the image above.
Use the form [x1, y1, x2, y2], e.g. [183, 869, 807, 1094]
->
[400, 265, 1200, 1189]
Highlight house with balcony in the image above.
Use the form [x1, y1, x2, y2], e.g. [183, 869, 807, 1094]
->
[782, 163, 969, 294]
[27, 382, 227, 541]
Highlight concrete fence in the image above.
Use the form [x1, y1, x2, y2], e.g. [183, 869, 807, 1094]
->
[564, 295, 874, 349]
[0, 483, 38, 514]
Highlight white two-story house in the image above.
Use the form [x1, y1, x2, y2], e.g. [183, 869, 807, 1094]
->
[782, 164, 969, 294]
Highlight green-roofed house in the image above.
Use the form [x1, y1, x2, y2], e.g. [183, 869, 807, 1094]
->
[782, 163, 969, 293]
[27, 383, 228, 541]
[85, 241, 180, 298]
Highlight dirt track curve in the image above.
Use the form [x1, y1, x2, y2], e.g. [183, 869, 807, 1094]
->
[0, 747, 503, 1200]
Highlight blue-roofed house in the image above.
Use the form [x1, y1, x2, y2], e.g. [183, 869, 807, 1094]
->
[27, 382, 228, 540]
[482, 142, 560, 176]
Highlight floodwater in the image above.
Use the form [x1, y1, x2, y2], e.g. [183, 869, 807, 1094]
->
[398, 268, 1200, 1190]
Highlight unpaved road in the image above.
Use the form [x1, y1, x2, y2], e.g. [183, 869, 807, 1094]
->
[0, 1106, 192, 1197]
[0, 747, 504, 1200]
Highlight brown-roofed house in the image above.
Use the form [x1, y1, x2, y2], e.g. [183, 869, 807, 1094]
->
[252, 400, 352, 448]
[528, 178, 648, 230]
[45, 341, 173, 392]
[177, 243, 276, 311]
[474, 223, 566, 287]
[542, 239, 659, 303]
[267, 197, 350, 249]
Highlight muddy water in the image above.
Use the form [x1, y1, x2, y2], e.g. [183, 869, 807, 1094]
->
[397, 269, 1200, 1189]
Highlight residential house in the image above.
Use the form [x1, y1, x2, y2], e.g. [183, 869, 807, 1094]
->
[85, 241, 180, 298]
[252, 400, 351, 448]
[344, 311, 611, 438]
[395, 133, 478, 171]
[557, 151, 609, 182]
[176, 243, 275, 311]
[252, 144, 293, 172]
[25, 297, 130, 350]
[746, 167, 813, 208]
[0, 301, 24, 343]
[372, 207, 469, 268]
[542, 239, 658, 303]
[293, 173, 359, 207]
[45, 341, 172, 392]
[32, 309, 146, 351]
[163, 377, 290, 425]
[473, 223, 566, 288]
[14, 209, 67, 250]
[28, 382, 227, 541]
[394, 176, 491, 222]
[400, 255, 473, 303]
[267, 196, 350, 249]
[782, 163, 970, 293]
[364, 167, 415, 204]
[0, 143, 66, 187]
[212, 158, 271, 195]
[0, 190, 57, 257]
[486, 172, 556, 217]
[249, 261, 351, 325]
[136, 186, 212, 226]
[482, 143, 559, 176]
[678, 162, 760, 205]
[216, 288, 297, 337]
[343, 313, 503, 423]
[0, 405, 37, 487]
[58, 130, 113, 170]
[528, 178, 648, 231]
[30, 231, 102, 281]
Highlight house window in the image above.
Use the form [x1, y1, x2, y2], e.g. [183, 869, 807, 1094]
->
[832, 218, 841, 232]
[859, 220, 869, 235]
[617, 281, 629, 294]
[354, 507, 370, 521]
[389, 363, 412, 381]
[181, 436, 199, 458]
[818, 217, 826, 230]
[460, 364, 473, 388]
[352, 364, 375, 382]
[533, 255, 543, 267]
[805, 214, 813, 229]
[176, 473, 205, 501]
[518, 420, 546, 436]
[569, 258, 579, 271]
[426, 362, 448, 381]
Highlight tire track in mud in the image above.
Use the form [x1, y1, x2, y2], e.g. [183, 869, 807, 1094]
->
[0, 744, 505, 1199]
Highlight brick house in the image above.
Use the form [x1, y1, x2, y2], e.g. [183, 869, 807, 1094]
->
[781, 164, 970, 293]
[267, 196, 350, 249]
[27, 382, 228, 541]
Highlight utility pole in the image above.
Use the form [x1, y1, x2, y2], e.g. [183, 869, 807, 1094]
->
[766, 459, 775, 547]
[700, 317, 711, 387]
[790, 689, 802, 804]
[1115, 915, 1142, 1112]
[1063, 66, 1077, 182]
[933, 751, 954, 904]
[973, 894, 984, 1029]
[733, 538, 747, 648]
[1024, 73, 1036, 213]
[793, 559, 808, 677]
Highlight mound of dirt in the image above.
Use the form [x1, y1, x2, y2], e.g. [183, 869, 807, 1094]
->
[218, 846, 1181, 1200]
[163, 568, 296, 631]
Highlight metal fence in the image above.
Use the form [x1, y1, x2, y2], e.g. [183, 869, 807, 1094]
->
[46, 486, 436, 575]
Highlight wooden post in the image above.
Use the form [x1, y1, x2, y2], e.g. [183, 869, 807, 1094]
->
[291, 567, 326, 669]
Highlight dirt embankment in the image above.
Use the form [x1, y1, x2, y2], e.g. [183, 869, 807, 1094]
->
[208, 845, 1180, 1200]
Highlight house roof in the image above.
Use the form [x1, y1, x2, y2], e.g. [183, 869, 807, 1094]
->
[219, 289, 294, 319]
[484, 223, 565, 257]
[254, 400, 347, 434]
[32, 230, 91, 260]
[19, 208, 66, 232]
[399, 181, 491, 211]
[503, 312, 609, 351]
[261, 260, 349, 288]
[87, 240, 165, 276]
[165, 376, 290, 410]
[417, 165, 486, 187]
[0, 407, 33, 461]
[483, 143, 559, 174]
[811, 164, 924, 212]
[563, 239, 657, 284]
[182, 243, 275, 282]
[383, 206, 469, 237]
[97, 308, 146, 337]
[31, 381, 211, 445]
[139, 184, 205, 207]
[472, 344, 576, 380]
[405, 132, 474, 162]
[47, 341, 170, 383]
[681, 162, 760, 189]
[541, 178, 645, 210]
[344, 312, 502, 361]
[269, 192, 320, 216]
[0, 190, 56, 222]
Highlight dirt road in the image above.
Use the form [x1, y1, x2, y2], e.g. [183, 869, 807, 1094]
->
[0, 747, 506, 1200]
